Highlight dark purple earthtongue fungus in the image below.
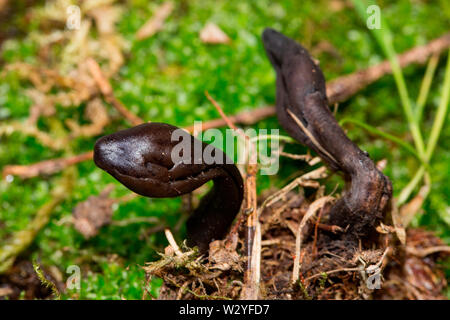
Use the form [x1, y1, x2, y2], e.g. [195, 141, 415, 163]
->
[262, 28, 392, 240]
[94, 122, 243, 253]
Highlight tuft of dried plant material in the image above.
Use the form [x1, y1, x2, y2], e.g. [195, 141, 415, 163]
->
[399, 182, 430, 227]
[0, 0, 128, 141]
[72, 185, 115, 239]
[145, 242, 243, 300]
[147, 185, 449, 300]
[66, 98, 110, 138]
[377, 229, 449, 300]
[200, 23, 231, 45]
[208, 235, 243, 273]
[86, 4, 125, 76]
[0, 121, 67, 151]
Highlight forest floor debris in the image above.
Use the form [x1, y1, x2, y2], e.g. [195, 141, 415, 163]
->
[146, 190, 449, 300]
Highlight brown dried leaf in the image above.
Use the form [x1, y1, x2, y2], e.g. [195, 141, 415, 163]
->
[72, 185, 115, 238]
[200, 23, 230, 45]
[391, 200, 406, 245]
[330, 0, 346, 12]
[399, 186, 427, 227]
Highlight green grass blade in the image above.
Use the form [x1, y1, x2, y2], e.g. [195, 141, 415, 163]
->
[416, 54, 440, 123]
[397, 50, 450, 205]
[424, 50, 450, 162]
[339, 118, 421, 161]
[352, 0, 426, 158]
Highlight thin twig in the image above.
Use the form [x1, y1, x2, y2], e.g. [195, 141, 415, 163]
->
[261, 166, 328, 210]
[204, 93, 260, 300]
[197, 33, 450, 129]
[326, 33, 450, 104]
[312, 206, 325, 257]
[279, 150, 312, 162]
[87, 58, 144, 126]
[183, 106, 276, 133]
[304, 267, 360, 282]
[261, 239, 281, 246]
[406, 245, 450, 257]
[111, 216, 160, 227]
[2, 151, 93, 179]
[292, 196, 334, 284]
[135, 2, 174, 41]
[205, 91, 240, 132]
[5, 34, 449, 179]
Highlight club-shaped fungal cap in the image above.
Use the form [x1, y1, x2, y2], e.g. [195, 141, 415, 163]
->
[94, 122, 244, 252]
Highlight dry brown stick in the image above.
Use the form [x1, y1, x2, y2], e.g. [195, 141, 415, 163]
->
[183, 106, 276, 133]
[205, 92, 258, 280]
[312, 206, 325, 257]
[241, 159, 260, 300]
[314, 222, 344, 233]
[191, 32, 450, 129]
[406, 245, 450, 257]
[292, 196, 334, 284]
[2, 151, 93, 179]
[304, 267, 361, 282]
[205, 92, 260, 299]
[5, 34, 449, 180]
[86, 58, 144, 126]
[135, 1, 174, 41]
[326, 33, 450, 103]
[164, 228, 182, 257]
[205, 91, 240, 131]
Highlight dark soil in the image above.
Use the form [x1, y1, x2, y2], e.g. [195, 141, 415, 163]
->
[0, 259, 61, 300]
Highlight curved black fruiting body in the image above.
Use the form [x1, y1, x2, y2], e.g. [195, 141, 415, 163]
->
[262, 28, 392, 238]
[94, 122, 244, 253]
